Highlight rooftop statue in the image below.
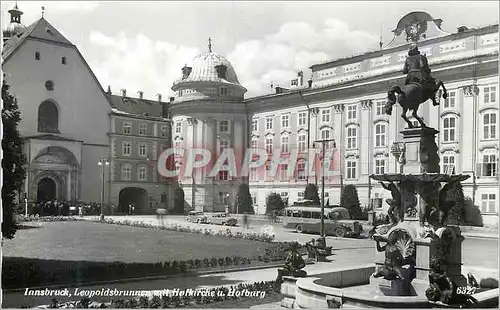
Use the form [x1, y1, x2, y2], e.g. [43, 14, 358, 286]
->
[385, 45, 448, 128]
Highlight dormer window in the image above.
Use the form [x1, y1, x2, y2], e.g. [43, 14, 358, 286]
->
[181, 65, 192, 80]
[35, 52, 40, 60]
[215, 64, 227, 79]
[219, 87, 228, 96]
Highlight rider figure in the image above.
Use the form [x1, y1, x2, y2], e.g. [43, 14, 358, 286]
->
[403, 45, 440, 106]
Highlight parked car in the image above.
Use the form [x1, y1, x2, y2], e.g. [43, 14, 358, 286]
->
[206, 213, 238, 226]
[187, 211, 207, 223]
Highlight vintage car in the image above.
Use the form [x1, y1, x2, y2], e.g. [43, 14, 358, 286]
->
[206, 213, 238, 226]
[282, 205, 363, 238]
[186, 211, 207, 223]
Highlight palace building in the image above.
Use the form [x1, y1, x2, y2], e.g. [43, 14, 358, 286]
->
[2, 4, 173, 214]
[2, 6, 498, 225]
[170, 12, 499, 226]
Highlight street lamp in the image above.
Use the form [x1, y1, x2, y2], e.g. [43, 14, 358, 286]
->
[98, 158, 110, 219]
[313, 138, 336, 241]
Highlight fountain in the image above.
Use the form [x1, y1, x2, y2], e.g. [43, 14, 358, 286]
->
[278, 44, 499, 308]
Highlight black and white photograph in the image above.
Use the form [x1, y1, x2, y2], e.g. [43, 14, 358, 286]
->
[1, 1, 499, 308]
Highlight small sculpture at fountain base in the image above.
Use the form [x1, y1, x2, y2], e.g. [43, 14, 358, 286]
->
[275, 242, 307, 292]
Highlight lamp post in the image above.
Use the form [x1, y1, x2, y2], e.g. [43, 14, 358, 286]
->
[98, 158, 110, 219]
[313, 138, 336, 240]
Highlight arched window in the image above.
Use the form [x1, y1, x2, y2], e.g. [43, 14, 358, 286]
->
[37, 101, 59, 133]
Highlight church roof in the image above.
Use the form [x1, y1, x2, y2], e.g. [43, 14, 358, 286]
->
[108, 94, 166, 119]
[2, 17, 73, 61]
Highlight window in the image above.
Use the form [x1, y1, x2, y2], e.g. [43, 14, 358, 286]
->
[219, 87, 228, 96]
[252, 195, 257, 205]
[375, 123, 386, 147]
[483, 113, 497, 140]
[444, 91, 456, 108]
[297, 161, 306, 180]
[35, 52, 40, 60]
[442, 154, 456, 174]
[160, 125, 168, 137]
[174, 140, 182, 148]
[122, 142, 131, 155]
[252, 119, 258, 132]
[375, 100, 385, 116]
[484, 86, 497, 104]
[139, 144, 147, 157]
[138, 166, 147, 181]
[481, 154, 497, 177]
[282, 115, 290, 128]
[61, 56, 67, 65]
[281, 136, 289, 153]
[298, 134, 307, 152]
[443, 117, 456, 142]
[37, 101, 59, 133]
[266, 116, 273, 130]
[347, 105, 357, 120]
[139, 123, 147, 135]
[251, 139, 258, 151]
[45, 80, 54, 91]
[218, 192, 229, 205]
[265, 161, 272, 180]
[250, 168, 258, 181]
[347, 126, 357, 149]
[218, 170, 229, 180]
[346, 160, 357, 179]
[298, 192, 304, 201]
[175, 122, 182, 134]
[123, 122, 132, 134]
[481, 194, 496, 213]
[321, 128, 331, 140]
[219, 139, 230, 154]
[122, 164, 132, 181]
[266, 137, 273, 154]
[280, 164, 289, 180]
[219, 120, 229, 133]
[375, 159, 385, 175]
[298, 112, 307, 126]
[321, 109, 330, 123]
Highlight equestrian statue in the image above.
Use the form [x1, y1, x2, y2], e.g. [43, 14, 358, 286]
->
[385, 44, 448, 128]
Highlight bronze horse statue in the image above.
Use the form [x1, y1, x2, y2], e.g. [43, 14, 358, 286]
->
[385, 80, 448, 128]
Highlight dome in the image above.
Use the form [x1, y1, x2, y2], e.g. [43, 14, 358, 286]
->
[172, 51, 243, 88]
[3, 22, 25, 37]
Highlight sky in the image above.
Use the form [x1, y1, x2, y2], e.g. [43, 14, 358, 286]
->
[2, 1, 499, 100]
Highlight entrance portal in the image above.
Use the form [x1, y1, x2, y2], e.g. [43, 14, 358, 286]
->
[119, 187, 149, 214]
[37, 178, 56, 202]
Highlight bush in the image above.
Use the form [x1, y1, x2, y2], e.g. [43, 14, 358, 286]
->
[265, 192, 285, 215]
[460, 197, 483, 227]
[341, 185, 363, 219]
[234, 183, 254, 214]
[304, 184, 321, 205]
[172, 186, 185, 214]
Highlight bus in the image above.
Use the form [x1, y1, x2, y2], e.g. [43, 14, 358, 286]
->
[282, 205, 363, 237]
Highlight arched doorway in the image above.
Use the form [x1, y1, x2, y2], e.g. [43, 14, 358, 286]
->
[37, 178, 56, 202]
[119, 187, 149, 214]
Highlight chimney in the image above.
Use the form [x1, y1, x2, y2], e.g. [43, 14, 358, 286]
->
[215, 64, 227, 79]
[107, 85, 112, 95]
[121, 89, 127, 97]
[161, 102, 169, 118]
[457, 26, 469, 33]
[298, 71, 304, 86]
[156, 93, 162, 102]
[138, 91, 144, 99]
[169, 97, 175, 103]
[181, 65, 192, 79]
[275, 86, 290, 94]
[308, 79, 312, 88]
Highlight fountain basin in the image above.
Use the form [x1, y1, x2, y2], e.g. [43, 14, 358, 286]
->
[281, 264, 499, 308]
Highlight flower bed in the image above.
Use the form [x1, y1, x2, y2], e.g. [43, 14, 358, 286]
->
[30, 281, 276, 308]
[17, 215, 83, 222]
[93, 217, 276, 243]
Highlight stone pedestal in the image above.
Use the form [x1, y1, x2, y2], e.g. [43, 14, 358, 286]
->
[400, 127, 440, 174]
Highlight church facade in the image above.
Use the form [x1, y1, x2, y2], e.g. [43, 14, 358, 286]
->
[2, 5, 173, 214]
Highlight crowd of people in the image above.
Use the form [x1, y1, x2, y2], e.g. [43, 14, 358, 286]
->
[31, 201, 110, 217]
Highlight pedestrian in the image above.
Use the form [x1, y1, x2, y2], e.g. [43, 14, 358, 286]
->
[78, 205, 83, 217]
[243, 213, 249, 229]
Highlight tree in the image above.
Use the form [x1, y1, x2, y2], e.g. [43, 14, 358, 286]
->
[172, 185, 185, 214]
[234, 183, 254, 214]
[440, 181, 464, 226]
[340, 185, 362, 220]
[2, 79, 27, 239]
[265, 192, 285, 215]
[304, 183, 320, 205]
